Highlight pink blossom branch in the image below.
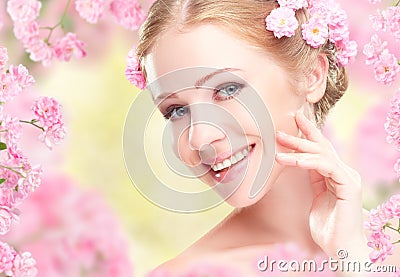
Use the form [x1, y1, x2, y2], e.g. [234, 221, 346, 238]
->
[40, 0, 72, 43]
[19, 120, 45, 132]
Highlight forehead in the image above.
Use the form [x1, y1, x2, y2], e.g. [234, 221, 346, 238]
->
[145, 24, 279, 81]
[144, 24, 283, 98]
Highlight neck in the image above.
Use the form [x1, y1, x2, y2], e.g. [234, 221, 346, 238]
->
[238, 166, 322, 254]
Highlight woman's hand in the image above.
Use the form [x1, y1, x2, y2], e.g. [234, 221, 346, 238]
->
[275, 111, 369, 261]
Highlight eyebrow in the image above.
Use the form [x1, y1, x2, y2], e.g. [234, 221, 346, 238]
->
[155, 68, 241, 101]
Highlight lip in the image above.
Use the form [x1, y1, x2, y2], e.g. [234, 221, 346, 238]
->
[209, 143, 255, 184]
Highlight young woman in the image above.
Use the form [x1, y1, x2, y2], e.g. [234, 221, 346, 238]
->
[130, 0, 400, 275]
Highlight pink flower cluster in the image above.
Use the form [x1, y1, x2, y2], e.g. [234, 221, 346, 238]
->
[4, 174, 134, 277]
[363, 2, 400, 85]
[265, 0, 357, 66]
[32, 97, 66, 149]
[125, 46, 146, 89]
[365, 194, 400, 263]
[385, 89, 400, 179]
[0, 242, 37, 277]
[75, 0, 146, 30]
[7, 0, 87, 66]
[364, 34, 400, 85]
[109, 0, 146, 30]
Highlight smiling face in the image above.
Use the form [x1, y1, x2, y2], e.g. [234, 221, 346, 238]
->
[144, 24, 309, 207]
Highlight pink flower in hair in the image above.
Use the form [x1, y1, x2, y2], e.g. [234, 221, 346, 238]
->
[277, 0, 307, 10]
[302, 17, 329, 48]
[125, 47, 146, 89]
[265, 7, 299, 39]
[109, 0, 146, 30]
[54, 33, 87, 62]
[0, 47, 8, 71]
[6, 0, 41, 22]
[75, 0, 105, 24]
[373, 49, 400, 85]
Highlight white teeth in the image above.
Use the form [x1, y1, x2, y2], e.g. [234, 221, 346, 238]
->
[211, 146, 253, 172]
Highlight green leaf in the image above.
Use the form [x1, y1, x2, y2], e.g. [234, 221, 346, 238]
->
[0, 179, 6, 185]
[0, 142, 6, 151]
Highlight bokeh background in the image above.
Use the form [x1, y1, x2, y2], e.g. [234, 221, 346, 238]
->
[1, 0, 400, 276]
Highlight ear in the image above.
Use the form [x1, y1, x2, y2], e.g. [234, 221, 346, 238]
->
[304, 53, 329, 104]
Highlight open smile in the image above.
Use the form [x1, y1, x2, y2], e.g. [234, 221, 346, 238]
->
[209, 144, 255, 183]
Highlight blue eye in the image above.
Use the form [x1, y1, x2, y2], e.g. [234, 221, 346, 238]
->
[214, 83, 243, 100]
[164, 106, 189, 120]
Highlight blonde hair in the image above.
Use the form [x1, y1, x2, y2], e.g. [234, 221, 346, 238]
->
[136, 0, 348, 127]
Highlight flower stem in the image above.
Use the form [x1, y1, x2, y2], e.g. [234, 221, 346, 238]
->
[385, 225, 399, 232]
[393, 240, 400, 245]
[396, 0, 400, 6]
[42, 0, 72, 43]
[20, 120, 45, 132]
[0, 164, 24, 177]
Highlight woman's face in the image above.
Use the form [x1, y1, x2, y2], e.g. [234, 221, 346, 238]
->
[144, 24, 307, 207]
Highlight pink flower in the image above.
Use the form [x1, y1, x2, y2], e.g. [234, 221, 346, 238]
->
[302, 17, 329, 48]
[25, 38, 54, 66]
[38, 122, 66, 149]
[9, 64, 35, 89]
[6, 0, 41, 23]
[385, 6, 400, 41]
[1, 114, 23, 146]
[363, 34, 388, 65]
[13, 21, 39, 44]
[266, 7, 299, 38]
[384, 194, 400, 218]
[384, 90, 400, 147]
[75, 0, 105, 24]
[11, 252, 38, 277]
[53, 33, 87, 62]
[0, 206, 19, 235]
[336, 39, 358, 66]
[0, 241, 15, 274]
[109, 0, 146, 31]
[367, 231, 394, 263]
[0, 47, 8, 71]
[277, 0, 307, 10]
[369, 10, 386, 32]
[373, 49, 400, 85]
[125, 46, 146, 89]
[32, 97, 63, 128]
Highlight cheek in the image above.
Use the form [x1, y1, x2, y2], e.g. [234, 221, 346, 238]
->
[170, 125, 200, 166]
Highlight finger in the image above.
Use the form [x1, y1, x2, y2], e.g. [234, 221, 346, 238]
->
[275, 153, 348, 184]
[276, 131, 320, 153]
[295, 111, 324, 143]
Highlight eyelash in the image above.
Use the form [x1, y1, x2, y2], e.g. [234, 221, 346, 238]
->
[162, 82, 244, 120]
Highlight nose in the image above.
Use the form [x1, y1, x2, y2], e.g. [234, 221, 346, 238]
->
[188, 105, 226, 151]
